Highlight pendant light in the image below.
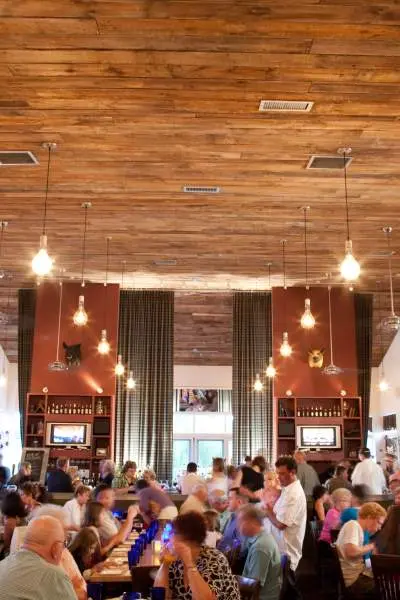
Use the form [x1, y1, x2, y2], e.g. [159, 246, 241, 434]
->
[338, 148, 360, 282]
[265, 357, 276, 378]
[32, 142, 56, 277]
[127, 371, 136, 390]
[280, 239, 292, 357]
[323, 286, 343, 375]
[0, 222, 9, 325]
[0, 289, 10, 387]
[115, 261, 126, 375]
[48, 276, 67, 371]
[300, 206, 315, 329]
[380, 226, 400, 332]
[73, 202, 91, 326]
[97, 237, 111, 355]
[253, 373, 263, 392]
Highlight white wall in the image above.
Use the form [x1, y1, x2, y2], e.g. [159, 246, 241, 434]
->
[174, 365, 232, 389]
[0, 347, 21, 473]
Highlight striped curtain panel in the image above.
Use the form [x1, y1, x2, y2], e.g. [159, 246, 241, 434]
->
[18, 289, 36, 441]
[232, 292, 273, 465]
[115, 291, 174, 481]
[354, 293, 373, 445]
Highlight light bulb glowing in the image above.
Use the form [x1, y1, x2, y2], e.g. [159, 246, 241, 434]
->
[300, 298, 315, 329]
[340, 239, 360, 281]
[73, 295, 88, 326]
[253, 373, 263, 392]
[280, 332, 292, 357]
[0, 372, 6, 388]
[265, 357, 276, 378]
[340, 389, 347, 397]
[286, 389, 293, 397]
[98, 329, 110, 355]
[115, 354, 125, 376]
[127, 371, 136, 390]
[379, 378, 389, 392]
[32, 234, 53, 276]
[96, 387, 103, 394]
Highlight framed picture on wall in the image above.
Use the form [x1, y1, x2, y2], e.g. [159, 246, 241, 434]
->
[178, 389, 218, 412]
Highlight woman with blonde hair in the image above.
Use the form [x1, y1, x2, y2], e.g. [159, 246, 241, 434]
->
[207, 457, 228, 495]
[319, 488, 352, 544]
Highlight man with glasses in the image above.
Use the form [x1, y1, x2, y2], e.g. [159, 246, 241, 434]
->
[0, 515, 76, 599]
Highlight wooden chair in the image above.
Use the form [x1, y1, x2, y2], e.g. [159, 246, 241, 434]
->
[87, 583, 103, 600]
[330, 545, 355, 600]
[224, 540, 242, 573]
[371, 554, 400, 600]
[235, 575, 261, 600]
[131, 565, 157, 597]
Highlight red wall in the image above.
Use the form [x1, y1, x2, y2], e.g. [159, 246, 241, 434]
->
[30, 282, 120, 395]
[272, 287, 358, 397]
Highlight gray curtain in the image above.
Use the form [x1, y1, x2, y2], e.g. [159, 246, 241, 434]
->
[115, 291, 174, 481]
[232, 292, 273, 465]
[18, 289, 36, 441]
[354, 293, 373, 445]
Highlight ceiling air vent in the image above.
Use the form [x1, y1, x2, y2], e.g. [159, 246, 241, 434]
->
[307, 155, 352, 170]
[153, 259, 177, 267]
[183, 185, 221, 194]
[259, 100, 313, 112]
[0, 151, 38, 166]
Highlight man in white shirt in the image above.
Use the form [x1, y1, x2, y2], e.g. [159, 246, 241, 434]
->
[179, 462, 204, 495]
[63, 484, 91, 531]
[264, 456, 307, 600]
[180, 482, 208, 514]
[351, 448, 386, 495]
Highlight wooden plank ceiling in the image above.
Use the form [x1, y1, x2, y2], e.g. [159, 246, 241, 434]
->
[1, 0, 400, 365]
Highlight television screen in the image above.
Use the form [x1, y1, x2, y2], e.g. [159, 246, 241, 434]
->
[296, 425, 341, 449]
[46, 423, 91, 446]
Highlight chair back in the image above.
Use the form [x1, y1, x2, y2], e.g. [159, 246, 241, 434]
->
[371, 554, 400, 600]
[235, 575, 261, 600]
[131, 565, 157, 597]
[224, 540, 241, 570]
[309, 520, 323, 544]
[87, 583, 103, 600]
[330, 545, 353, 600]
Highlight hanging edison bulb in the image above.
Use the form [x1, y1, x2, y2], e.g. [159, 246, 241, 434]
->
[253, 373, 263, 392]
[115, 354, 125, 376]
[73, 295, 88, 326]
[98, 329, 110, 355]
[265, 357, 276, 378]
[300, 298, 315, 329]
[127, 371, 136, 390]
[280, 332, 292, 357]
[32, 234, 53, 277]
[340, 240, 360, 282]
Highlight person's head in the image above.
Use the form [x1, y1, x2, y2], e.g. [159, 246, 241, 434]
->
[19, 482, 45, 507]
[135, 478, 150, 491]
[20, 462, 31, 477]
[251, 455, 267, 473]
[294, 450, 306, 465]
[382, 453, 396, 472]
[56, 457, 70, 472]
[95, 484, 115, 510]
[74, 484, 91, 506]
[23, 516, 66, 566]
[143, 469, 157, 485]
[227, 465, 238, 480]
[351, 484, 369, 507]
[68, 527, 100, 563]
[203, 509, 219, 532]
[358, 502, 387, 535]
[228, 487, 248, 513]
[212, 457, 225, 476]
[275, 456, 297, 487]
[312, 485, 329, 504]
[388, 471, 400, 493]
[192, 483, 208, 504]
[237, 505, 264, 538]
[264, 470, 280, 490]
[334, 465, 348, 480]
[172, 511, 207, 548]
[1, 491, 28, 519]
[33, 504, 69, 531]
[187, 462, 197, 474]
[99, 459, 115, 477]
[331, 488, 352, 512]
[208, 489, 228, 513]
[358, 448, 371, 462]
[122, 461, 137, 479]
[83, 502, 106, 528]
[244, 456, 252, 466]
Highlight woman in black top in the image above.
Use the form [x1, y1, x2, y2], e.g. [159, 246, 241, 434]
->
[237, 456, 266, 501]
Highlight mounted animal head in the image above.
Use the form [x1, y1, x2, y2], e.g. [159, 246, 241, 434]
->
[308, 348, 325, 369]
[63, 342, 81, 368]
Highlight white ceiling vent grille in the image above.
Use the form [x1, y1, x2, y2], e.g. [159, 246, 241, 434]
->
[0, 151, 38, 166]
[153, 259, 177, 266]
[306, 155, 352, 170]
[182, 185, 221, 194]
[259, 100, 313, 112]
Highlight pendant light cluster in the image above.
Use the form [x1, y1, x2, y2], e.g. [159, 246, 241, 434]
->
[279, 239, 292, 358]
[32, 142, 56, 278]
[338, 148, 361, 282]
[73, 202, 91, 327]
[97, 237, 111, 355]
[300, 206, 316, 329]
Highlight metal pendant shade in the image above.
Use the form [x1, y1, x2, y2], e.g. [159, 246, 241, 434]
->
[323, 286, 343, 376]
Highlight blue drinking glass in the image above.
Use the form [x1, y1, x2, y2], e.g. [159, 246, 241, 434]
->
[122, 593, 142, 600]
[151, 587, 166, 599]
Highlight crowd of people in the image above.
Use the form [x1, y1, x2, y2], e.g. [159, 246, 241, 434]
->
[0, 447, 398, 600]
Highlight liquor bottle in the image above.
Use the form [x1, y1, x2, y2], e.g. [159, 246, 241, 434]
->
[55, 404, 59, 414]
[297, 407, 301, 417]
[77, 406, 81, 415]
[328, 407, 332, 418]
[333, 406, 337, 417]
[72, 403, 77, 415]
[310, 407, 314, 417]
[89, 404, 92, 415]
[323, 407, 327, 417]
[337, 406, 341, 417]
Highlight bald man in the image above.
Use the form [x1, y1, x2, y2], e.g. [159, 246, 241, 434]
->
[0, 516, 77, 600]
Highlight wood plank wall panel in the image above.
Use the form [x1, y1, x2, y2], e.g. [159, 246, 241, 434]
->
[0, 0, 399, 365]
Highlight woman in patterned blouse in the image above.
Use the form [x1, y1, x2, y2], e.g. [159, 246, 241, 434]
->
[154, 511, 240, 600]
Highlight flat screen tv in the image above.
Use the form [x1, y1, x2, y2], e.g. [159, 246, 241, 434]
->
[296, 425, 341, 449]
[45, 423, 92, 447]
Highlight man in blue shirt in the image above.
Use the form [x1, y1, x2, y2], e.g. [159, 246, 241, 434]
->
[217, 487, 247, 553]
[237, 505, 281, 600]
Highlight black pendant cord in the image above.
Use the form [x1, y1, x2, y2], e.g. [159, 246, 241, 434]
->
[4, 289, 10, 352]
[103, 237, 111, 326]
[343, 151, 351, 241]
[121, 260, 126, 290]
[386, 229, 395, 316]
[81, 205, 89, 286]
[281, 239, 287, 290]
[42, 144, 52, 236]
[303, 208, 309, 289]
[268, 263, 271, 290]
[56, 278, 63, 362]
[0, 222, 5, 263]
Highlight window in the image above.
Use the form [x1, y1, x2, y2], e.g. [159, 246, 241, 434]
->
[173, 439, 191, 482]
[197, 439, 224, 470]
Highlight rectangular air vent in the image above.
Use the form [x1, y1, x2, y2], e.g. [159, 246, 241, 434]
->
[183, 185, 220, 194]
[306, 155, 352, 170]
[0, 151, 38, 166]
[153, 259, 177, 267]
[259, 100, 313, 112]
